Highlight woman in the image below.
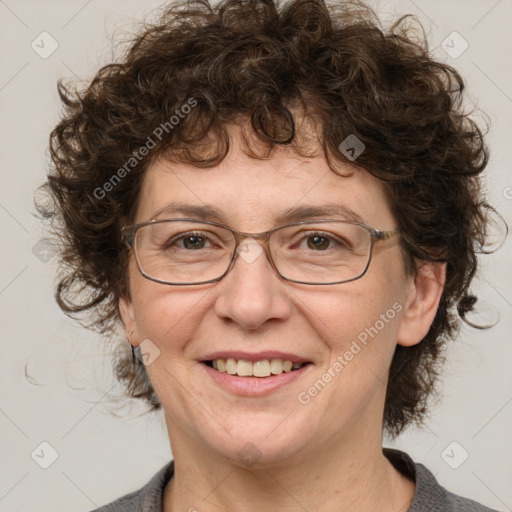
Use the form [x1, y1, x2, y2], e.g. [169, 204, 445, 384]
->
[37, 0, 503, 510]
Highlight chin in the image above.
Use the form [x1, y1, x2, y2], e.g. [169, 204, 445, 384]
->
[194, 414, 320, 469]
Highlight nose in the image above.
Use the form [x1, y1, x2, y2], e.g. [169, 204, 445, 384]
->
[213, 238, 292, 330]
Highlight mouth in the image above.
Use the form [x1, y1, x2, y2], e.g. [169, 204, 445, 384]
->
[201, 358, 312, 378]
[199, 353, 313, 396]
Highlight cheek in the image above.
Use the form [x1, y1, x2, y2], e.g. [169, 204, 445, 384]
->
[130, 271, 210, 355]
[292, 263, 406, 369]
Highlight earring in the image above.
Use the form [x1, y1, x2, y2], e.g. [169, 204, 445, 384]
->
[129, 330, 136, 363]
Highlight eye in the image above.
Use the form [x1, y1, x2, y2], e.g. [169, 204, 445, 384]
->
[296, 231, 351, 251]
[167, 231, 214, 250]
[305, 234, 332, 250]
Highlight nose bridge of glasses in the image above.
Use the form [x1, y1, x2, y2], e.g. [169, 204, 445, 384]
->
[226, 227, 278, 276]
[231, 227, 272, 251]
[227, 225, 272, 264]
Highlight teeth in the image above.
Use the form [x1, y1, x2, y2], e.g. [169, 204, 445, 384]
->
[270, 359, 283, 374]
[225, 358, 237, 375]
[283, 360, 293, 372]
[253, 360, 271, 377]
[237, 360, 253, 376]
[209, 358, 305, 377]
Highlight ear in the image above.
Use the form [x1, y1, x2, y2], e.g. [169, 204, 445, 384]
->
[119, 295, 139, 347]
[396, 261, 446, 347]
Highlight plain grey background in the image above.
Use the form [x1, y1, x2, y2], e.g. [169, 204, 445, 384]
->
[0, 1, 511, 511]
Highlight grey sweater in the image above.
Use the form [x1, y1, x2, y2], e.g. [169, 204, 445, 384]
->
[89, 449, 501, 511]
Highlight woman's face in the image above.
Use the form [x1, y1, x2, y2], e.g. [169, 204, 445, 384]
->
[120, 128, 429, 467]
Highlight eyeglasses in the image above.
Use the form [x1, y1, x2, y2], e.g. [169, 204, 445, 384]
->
[121, 218, 399, 286]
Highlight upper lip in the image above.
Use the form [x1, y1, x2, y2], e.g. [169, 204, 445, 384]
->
[201, 351, 310, 364]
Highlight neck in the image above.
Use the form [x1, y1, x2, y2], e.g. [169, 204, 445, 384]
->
[162, 427, 414, 512]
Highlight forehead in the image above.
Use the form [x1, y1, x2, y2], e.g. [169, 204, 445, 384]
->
[135, 141, 394, 230]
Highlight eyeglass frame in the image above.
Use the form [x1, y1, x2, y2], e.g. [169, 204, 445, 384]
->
[120, 217, 399, 286]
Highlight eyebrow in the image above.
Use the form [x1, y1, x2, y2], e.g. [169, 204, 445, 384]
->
[150, 201, 365, 225]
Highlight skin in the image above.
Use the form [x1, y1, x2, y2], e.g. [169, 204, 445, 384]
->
[120, 123, 446, 512]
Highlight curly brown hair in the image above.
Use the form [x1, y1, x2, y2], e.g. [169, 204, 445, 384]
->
[36, 0, 496, 436]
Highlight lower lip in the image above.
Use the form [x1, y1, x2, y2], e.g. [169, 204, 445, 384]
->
[200, 362, 312, 396]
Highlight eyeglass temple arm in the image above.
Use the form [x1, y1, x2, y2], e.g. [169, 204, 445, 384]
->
[375, 229, 399, 241]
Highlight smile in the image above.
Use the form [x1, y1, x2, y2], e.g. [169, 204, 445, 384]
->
[204, 358, 308, 377]
[200, 360, 312, 396]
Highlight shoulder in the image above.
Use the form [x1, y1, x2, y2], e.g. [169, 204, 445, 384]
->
[444, 486, 502, 512]
[384, 448, 502, 512]
[86, 460, 174, 512]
